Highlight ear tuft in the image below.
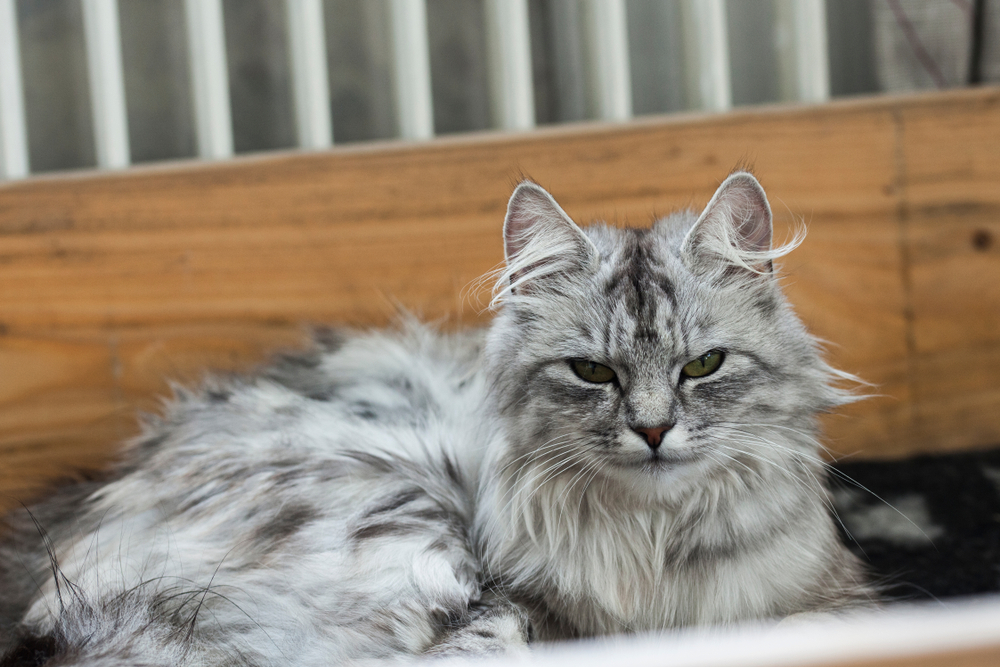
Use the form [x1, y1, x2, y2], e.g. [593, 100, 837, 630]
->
[681, 172, 796, 279]
[493, 181, 599, 306]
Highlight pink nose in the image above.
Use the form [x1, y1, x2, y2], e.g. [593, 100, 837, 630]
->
[634, 424, 673, 449]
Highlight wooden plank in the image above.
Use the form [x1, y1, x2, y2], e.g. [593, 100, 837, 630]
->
[847, 643, 1000, 667]
[900, 91, 1000, 455]
[0, 88, 997, 502]
[788, 643, 1000, 667]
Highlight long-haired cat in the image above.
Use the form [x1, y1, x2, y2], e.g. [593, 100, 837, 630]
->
[0, 173, 873, 665]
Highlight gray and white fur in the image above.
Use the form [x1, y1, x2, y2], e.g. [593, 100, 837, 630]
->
[0, 173, 873, 666]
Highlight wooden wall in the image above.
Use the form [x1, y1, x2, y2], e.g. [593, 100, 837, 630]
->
[1, 87, 998, 504]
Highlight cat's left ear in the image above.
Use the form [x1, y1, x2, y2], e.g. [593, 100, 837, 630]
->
[681, 172, 774, 278]
[501, 181, 600, 295]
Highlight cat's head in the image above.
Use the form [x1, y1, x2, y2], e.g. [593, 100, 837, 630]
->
[485, 173, 853, 503]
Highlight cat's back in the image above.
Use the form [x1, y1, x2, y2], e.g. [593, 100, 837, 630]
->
[93, 322, 490, 520]
[1, 322, 493, 664]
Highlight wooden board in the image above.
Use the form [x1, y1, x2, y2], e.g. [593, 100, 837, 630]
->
[1, 87, 998, 503]
[842, 644, 1000, 667]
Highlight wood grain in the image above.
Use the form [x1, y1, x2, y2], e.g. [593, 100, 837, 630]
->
[900, 92, 1000, 455]
[814, 643, 1000, 667]
[1, 87, 998, 502]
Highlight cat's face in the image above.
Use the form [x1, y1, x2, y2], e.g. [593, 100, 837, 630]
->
[486, 174, 847, 502]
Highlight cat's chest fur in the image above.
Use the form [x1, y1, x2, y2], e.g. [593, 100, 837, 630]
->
[479, 469, 837, 638]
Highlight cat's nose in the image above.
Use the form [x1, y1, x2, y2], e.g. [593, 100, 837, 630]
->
[633, 423, 673, 449]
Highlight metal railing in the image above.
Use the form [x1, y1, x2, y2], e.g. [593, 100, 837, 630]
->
[0, 0, 832, 180]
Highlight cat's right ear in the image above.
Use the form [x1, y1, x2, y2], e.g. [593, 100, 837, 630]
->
[680, 172, 799, 282]
[501, 181, 599, 296]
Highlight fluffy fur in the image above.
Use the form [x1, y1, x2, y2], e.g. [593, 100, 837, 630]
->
[0, 173, 873, 665]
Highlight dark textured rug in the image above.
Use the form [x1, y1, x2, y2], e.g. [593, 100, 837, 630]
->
[832, 449, 1000, 602]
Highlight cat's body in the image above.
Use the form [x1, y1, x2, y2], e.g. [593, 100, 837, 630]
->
[0, 174, 873, 666]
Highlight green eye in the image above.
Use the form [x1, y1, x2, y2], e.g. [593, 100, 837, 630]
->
[681, 350, 725, 379]
[570, 360, 617, 383]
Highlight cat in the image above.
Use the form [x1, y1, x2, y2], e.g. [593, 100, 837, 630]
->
[0, 172, 874, 666]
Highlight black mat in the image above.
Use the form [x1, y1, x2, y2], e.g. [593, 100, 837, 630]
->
[832, 449, 1000, 601]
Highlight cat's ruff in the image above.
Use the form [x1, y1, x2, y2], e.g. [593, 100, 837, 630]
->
[0, 173, 874, 665]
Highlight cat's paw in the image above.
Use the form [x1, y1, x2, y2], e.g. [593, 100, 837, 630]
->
[426, 601, 532, 658]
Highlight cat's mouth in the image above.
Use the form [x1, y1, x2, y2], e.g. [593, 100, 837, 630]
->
[649, 450, 699, 466]
[613, 448, 703, 472]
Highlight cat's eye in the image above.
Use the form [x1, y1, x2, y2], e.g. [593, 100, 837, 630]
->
[570, 360, 617, 384]
[681, 350, 725, 379]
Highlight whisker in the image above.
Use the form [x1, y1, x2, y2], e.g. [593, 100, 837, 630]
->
[486, 439, 586, 549]
[718, 425, 931, 542]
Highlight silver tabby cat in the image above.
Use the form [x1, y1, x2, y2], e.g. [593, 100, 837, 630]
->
[0, 173, 873, 666]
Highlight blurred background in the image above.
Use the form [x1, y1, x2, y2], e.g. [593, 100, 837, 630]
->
[1, 0, 997, 177]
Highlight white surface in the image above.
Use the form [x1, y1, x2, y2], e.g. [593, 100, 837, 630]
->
[389, 0, 434, 140]
[776, 0, 830, 103]
[484, 0, 535, 131]
[81, 0, 130, 169]
[585, 0, 632, 121]
[286, 0, 333, 149]
[681, 0, 732, 112]
[0, 0, 28, 179]
[185, 0, 234, 159]
[438, 596, 1000, 667]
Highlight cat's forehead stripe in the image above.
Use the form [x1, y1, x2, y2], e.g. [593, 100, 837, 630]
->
[600, 227, 679, 354]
